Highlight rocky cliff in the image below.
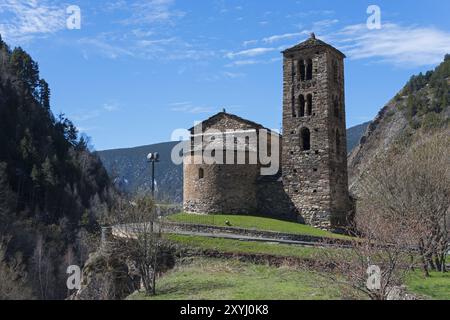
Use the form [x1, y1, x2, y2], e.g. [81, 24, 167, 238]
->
[349, 55, 450, 195]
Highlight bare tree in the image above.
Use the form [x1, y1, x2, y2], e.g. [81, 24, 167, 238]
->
[358, 131, 449, 275]
[313, 213, 420, 300]
[311, 132, 449, 299]
[107, 194, 166, 296]
[31, 234, 53, 300]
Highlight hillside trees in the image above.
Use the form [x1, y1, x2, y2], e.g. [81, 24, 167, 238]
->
[399, 56, 450, 129]
[358, 132, 449, 275]
[0, 36, 115, 299]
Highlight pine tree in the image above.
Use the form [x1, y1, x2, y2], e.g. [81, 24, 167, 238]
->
[10, 48, 40, 96]
[39, 79, 51, 111]
[41, 157, 57, 187]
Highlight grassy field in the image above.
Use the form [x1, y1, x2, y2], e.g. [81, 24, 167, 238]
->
[129, 257, 341, 300]
[406, 271, 450, 300]
[158, 214, 449, 300]
[129, 255, 449, 300]
[166, 234, 329, 259]
[167, 213, 351, 240]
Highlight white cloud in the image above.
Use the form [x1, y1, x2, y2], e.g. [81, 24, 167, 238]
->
[225, 57, 280, 68]
[78, 37, 135, 60]
[312, 19, 339, 31]
[103, 102, 120, 112]
[235, 21, 450, 68]
[223, 71, 245, 78]
[225, 47, 275, 59]
[332, 23, 450, 67]
[169, 101, 214, 114]
[70, 110, 102, 122]
[262, 31, 308, 44]
[71, 101, 121, 121]
[225, 59, 259, 67]
[242, 39, 258, 47]
[0, 0, 66, 42]
[119, 0, 185, 26]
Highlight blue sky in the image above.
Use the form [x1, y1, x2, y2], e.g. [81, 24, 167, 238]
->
[1, 0, 450, 150]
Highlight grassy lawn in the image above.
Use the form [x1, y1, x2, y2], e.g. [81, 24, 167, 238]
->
[166, 234, 328, 259]
[129, 257, 340, 300]
[406, 271, 450, 300]
[167, 213, 350, 240]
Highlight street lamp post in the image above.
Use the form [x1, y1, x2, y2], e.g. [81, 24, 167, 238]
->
[147, 152, 160, 199]
[147, 152, 160, 234]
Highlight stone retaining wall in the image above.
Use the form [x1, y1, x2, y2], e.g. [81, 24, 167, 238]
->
[164, 221, 352, 246]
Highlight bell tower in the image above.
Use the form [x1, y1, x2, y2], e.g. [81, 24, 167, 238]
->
[281, 33, 350, 229]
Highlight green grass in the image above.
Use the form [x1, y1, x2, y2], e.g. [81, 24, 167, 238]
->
[166, 234, 326, 259]
[128, 257, 340, 300]
[406, 271, 450, 300]
[167, 213, 351, 240]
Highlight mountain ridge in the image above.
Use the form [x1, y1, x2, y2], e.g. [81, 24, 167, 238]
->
[349, 55, 450, 194]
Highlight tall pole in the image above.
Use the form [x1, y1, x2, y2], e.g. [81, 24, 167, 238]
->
[150, 160, 155, 234]
[151, 160, 155, 199]
[147, 152, 159, 234]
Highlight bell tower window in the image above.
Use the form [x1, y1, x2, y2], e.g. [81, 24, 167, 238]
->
[299, 60, 306, 81]
[300, 128, 311, 151]
[306, 59, 313, 80]
[307, 94, 313, 116]
[298, 95, 305, 117]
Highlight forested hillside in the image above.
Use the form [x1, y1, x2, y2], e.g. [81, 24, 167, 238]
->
[97, 142, 182, 203]
[0, 36, 114, 299]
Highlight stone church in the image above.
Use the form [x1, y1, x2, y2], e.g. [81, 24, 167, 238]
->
[183, 34, 350, 230]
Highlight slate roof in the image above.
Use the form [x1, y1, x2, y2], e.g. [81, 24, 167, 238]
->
[282, 33, 346, 58]
[189, 111, 278, 134]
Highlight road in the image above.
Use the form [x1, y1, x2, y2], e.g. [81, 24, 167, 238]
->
[111, 222, 351, 249]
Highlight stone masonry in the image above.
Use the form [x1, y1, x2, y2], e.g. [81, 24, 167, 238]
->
[182, 34, 350, 230]
[281, 33, 350, 228]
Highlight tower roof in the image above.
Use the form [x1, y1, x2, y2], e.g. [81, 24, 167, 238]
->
[188, 111, 277, 134]
[282, 33, 346, 58]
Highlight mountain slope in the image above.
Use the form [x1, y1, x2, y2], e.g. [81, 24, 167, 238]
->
[349, 55, 450, 194]
[346, 121, 371, 153]
[97, 141, 182, 203]
[0, 37, 114, 299]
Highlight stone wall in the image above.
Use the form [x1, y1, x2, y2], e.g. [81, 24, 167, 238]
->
[281, 39, 350, 229]
[183, 112, 281, 216]
[256, 175, 299, 221]
[183, 152, 260, 214]
[182, 36, 350, 228]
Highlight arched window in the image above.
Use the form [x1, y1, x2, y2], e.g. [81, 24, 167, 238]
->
[300, 128, 311, 151]
[306, 59, 313, 80]
[336, 130, 340, 153]
[333, 97, 339, 117]
[199, 168, 204, 179]
[307, 94, 313, 116]
[299, 60, 305, 81]
[298, 95, 305, 117]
